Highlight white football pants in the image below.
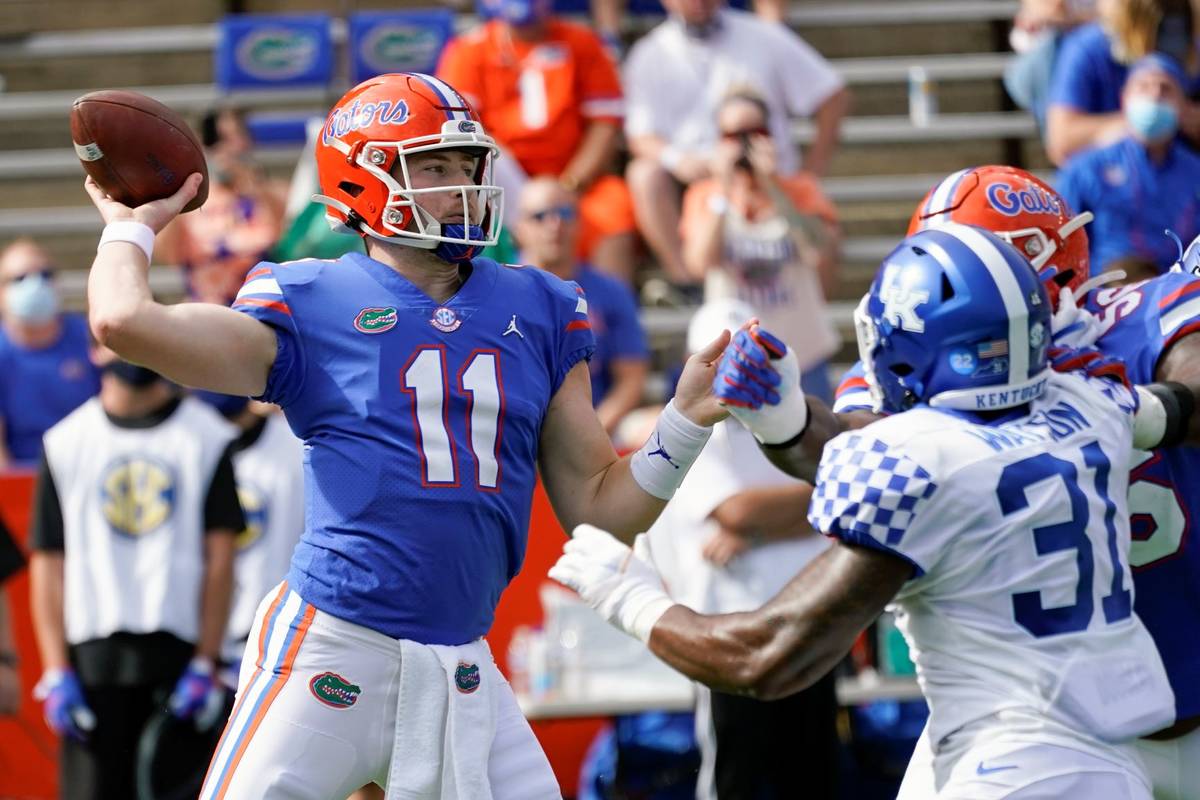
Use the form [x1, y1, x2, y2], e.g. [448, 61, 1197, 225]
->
[198, 583, 561, 799]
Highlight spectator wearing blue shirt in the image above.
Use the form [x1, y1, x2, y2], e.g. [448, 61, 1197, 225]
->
[515, 177, 649, 435]
[1045, 0, 1198, 164]
[1058, 54, 1200, 275]
[0, 239, 99, 465]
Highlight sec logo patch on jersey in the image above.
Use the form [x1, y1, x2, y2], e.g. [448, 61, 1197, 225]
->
[100, 457, 177, 536]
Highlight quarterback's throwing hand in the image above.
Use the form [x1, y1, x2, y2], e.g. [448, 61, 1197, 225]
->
[713, 325, 808, 444]
[549, 525, 674, 643]
[84, 172, 203, 233]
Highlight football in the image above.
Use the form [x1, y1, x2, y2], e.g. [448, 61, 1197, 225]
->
[69, 89, 209, 212]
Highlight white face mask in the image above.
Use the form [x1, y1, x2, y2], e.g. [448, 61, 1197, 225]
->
[5, 272, 59, 323]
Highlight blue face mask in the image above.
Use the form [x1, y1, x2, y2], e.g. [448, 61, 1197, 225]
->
[1126, 97, 1179, 143]
[5, 272, 59, 323]
[433, 224, 486, 264]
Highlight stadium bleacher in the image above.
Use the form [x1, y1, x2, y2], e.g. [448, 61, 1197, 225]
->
[0, 0, 1037, 368]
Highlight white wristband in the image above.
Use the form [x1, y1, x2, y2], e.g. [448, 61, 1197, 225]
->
[630, 399, 712, 500]
[99, 220, 155, 263]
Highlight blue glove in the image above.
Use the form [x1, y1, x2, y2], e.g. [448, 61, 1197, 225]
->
[168, 657, 225, 731]
[34, 668, 96, 741]
[713, 327, 785, 408]
[713, 326, 807, 444]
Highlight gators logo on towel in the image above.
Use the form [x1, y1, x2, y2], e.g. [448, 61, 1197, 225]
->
[309, 672, 362, 708]
[454, 662, 481, 694]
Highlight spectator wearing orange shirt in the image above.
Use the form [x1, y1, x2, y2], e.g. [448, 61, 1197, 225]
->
[681, 89, 842, 401]
[438, 0, 638, 282]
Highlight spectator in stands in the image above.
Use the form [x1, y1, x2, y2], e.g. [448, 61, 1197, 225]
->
[158, 107, 285, 306]
[1044, 0, 1199, 164]
[1057, 54, 1200, 274]
[679, 88, 841, 402]
[623, 0, 847, 285]
[643, 298, 838, 800]
[0, 239, 99, 467]
[515, 177, 649, 434]
[28, 351, 241, 798]
[1004, 0, 1098, 129]
[0, 515, 24, 715]
[439, 0, 639, 282]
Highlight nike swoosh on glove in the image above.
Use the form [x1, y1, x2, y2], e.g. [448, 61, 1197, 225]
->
[713, 325, 807, 444]
[548, 525, 675, 643]
[34, 668, 96, 742]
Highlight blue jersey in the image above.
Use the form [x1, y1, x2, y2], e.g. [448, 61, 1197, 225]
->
[1085, 272, 1200, 721]
[232, 254, 594, 644]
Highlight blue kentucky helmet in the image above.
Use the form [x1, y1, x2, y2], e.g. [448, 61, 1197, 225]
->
[855, 222, 1052, 414]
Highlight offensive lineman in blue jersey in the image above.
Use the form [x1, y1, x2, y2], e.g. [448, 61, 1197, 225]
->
[831, 166, 1200, 799]
[81, 73, 730, 799]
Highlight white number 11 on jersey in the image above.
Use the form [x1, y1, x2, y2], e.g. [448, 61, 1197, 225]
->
[401, 346, 503, 490]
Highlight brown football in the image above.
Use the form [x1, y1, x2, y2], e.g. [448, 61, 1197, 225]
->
[70, 90, 209, 213]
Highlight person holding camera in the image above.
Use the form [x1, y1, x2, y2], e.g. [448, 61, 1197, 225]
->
[679, 88, 842, 402]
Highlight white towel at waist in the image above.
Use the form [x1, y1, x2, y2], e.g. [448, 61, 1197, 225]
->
[386, 638, 499, 799]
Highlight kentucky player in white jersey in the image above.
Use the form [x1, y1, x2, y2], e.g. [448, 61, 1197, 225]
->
[80, 73, 731, 799]
[551, 223, 1193, 798]
[834, 166, 1200, 800]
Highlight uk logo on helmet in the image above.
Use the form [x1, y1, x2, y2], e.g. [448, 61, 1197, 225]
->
[879, 280, 929, 333]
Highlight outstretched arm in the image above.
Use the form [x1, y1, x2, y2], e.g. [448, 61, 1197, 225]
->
[551, 530, 910, 700]
[714, 325, 879, 481]
[1155, 331, 1200, 445]
[539, 332, 730, 543]
[648, 542, 909, 699]
[84, 175, 277, 396]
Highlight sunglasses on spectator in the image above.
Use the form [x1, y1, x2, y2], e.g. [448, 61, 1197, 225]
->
[526, 205, 578, 223]
[3, 269, 54, 284]
[720, 127, 770, 140]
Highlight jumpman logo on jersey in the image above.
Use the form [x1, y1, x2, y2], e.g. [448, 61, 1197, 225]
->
[648, 434, 679, 469]
[503, 315, 524, 338]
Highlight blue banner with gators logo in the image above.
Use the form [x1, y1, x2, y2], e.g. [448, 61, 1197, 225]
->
[216, 13, 333, 90]
[349, 10, 455, 84]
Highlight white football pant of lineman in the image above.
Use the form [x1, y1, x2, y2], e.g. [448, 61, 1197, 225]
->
[895, 721, 1152, 799]
[200, 583, 561, 799]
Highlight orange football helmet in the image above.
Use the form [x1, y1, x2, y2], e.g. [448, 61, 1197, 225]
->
[314, 72, 502, 261]
[907, 165, 1092, 305]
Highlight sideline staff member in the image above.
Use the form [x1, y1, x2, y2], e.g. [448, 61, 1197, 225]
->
[28, 356, 242, 799]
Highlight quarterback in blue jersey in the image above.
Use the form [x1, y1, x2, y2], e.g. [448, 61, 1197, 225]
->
[553, 223, 1191, 799]
[82, 73, 728, 799]
[831, 167, 1200, 799]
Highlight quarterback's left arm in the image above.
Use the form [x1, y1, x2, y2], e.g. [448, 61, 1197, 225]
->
[539, 333, 730, 543]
